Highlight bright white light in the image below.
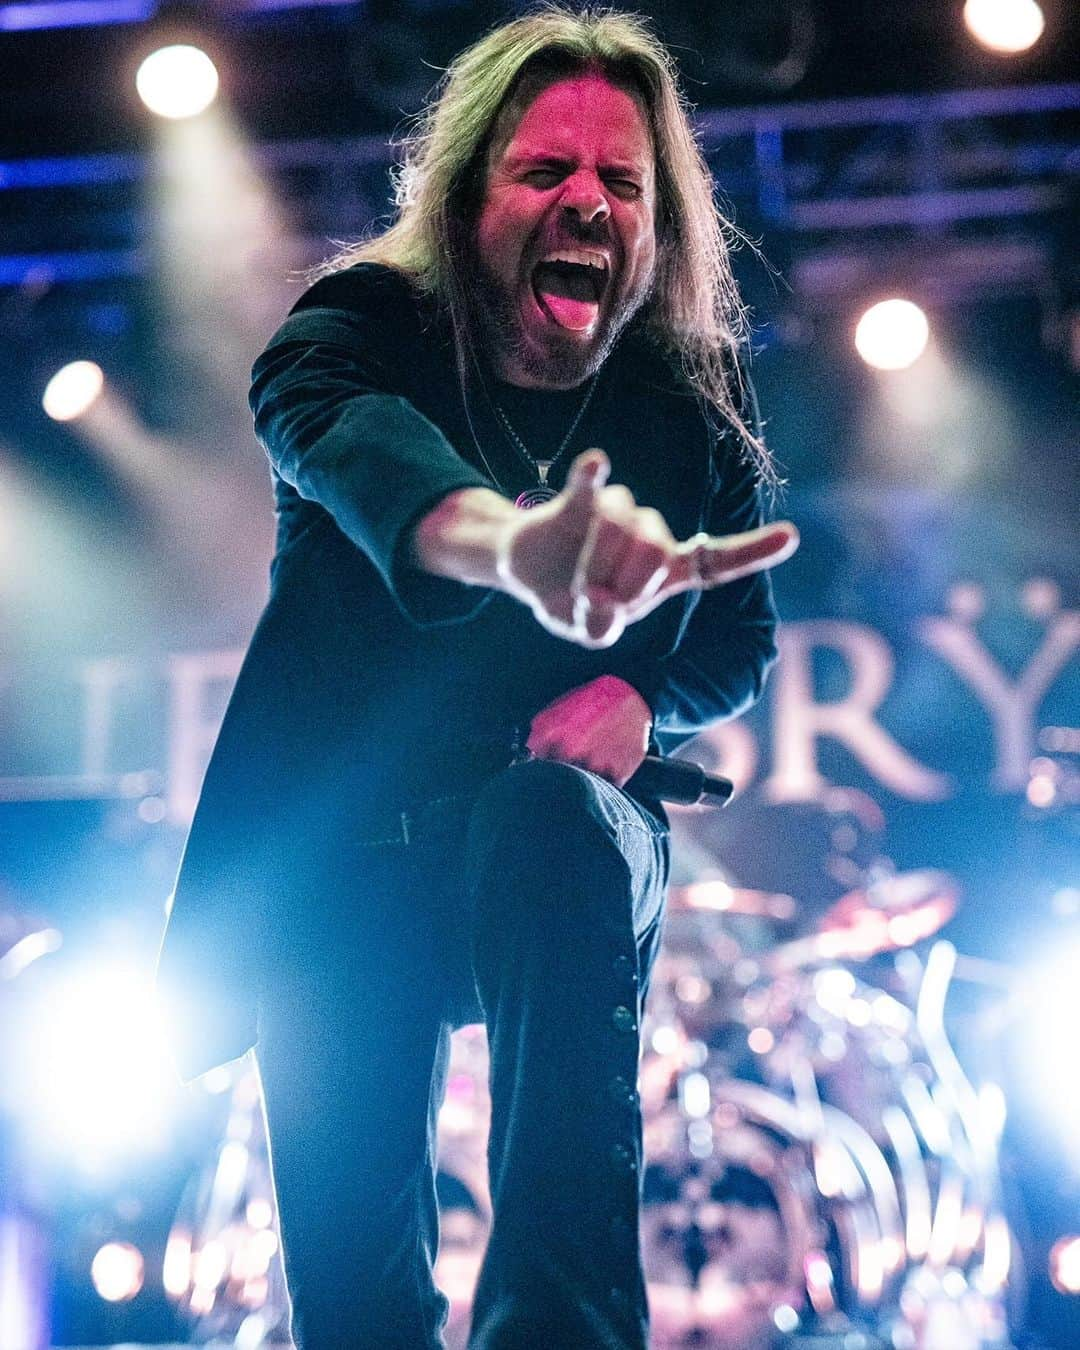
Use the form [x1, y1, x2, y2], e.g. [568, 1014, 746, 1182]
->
[247, 1227, 279, 1276]
[246, 1198, 273, 1230]
[42, 361, 104, 421]
[91, 1242, 144, 1302]
[200, 1064, 233, 1095]
[22, 965, 177, 1168]
[651, 1024, 680, 1055]
[1050, 1236, 1080, 1295]
[773, 1304, 800, 1333]
[846, 997, 873, 1028]
[193, 1238, 228, 1291]
[162, 1230, 192, 1298]
[0, 1215, 47, 1350]
[813, 966, 856, 1015]
[812, 1140, 851, 1199]
[136, 45, 219, 120]
[237, 1313, 271, 1348]
[681, 1071, 711, 1118]
[964, 0, 1045, 53]
[1021, 947, 1080, 1164]
[747, 1025, 775, 1055]
[978, 1081, 1008, 1141]
[215, 1140, 250, 1197]
[854, 299, 930, 370]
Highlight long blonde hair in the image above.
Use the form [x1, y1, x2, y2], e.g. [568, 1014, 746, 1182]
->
[317, 5, 774, 486]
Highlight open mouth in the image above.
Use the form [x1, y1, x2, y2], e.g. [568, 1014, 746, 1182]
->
[531, 251, 608, 332]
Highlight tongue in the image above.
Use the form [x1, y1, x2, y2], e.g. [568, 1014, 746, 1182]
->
[532, 262, 601, 331]
[536, 288, 600, 331]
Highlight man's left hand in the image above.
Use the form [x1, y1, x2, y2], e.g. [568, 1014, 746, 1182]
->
[525, 674, 652, 788]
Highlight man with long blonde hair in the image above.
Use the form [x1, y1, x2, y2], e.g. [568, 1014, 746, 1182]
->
[158, 7, 797, 1347]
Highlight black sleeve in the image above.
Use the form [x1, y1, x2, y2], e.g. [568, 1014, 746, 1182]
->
[629, 379, 780, 751]
[249, 268, 495, 626]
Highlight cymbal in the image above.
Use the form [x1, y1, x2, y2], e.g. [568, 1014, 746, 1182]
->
[822, 870, 958, 932]
[667, 879, 797, 922]
[767, 871, 958, 969]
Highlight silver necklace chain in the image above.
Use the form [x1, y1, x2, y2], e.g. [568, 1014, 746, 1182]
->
[492, 371, 599, 490]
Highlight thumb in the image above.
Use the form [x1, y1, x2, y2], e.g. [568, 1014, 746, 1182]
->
[559, 449, 609, 516]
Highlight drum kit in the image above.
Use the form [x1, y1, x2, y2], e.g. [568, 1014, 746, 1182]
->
[165, 832, 1016, 1349]
[433, 855, 1016, 1348]
[636, 869, 1013, 1349]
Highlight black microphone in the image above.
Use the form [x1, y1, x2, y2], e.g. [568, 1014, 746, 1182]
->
[626, 755, 734, 806]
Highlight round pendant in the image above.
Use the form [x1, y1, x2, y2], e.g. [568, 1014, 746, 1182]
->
[514, 486, 558, 510]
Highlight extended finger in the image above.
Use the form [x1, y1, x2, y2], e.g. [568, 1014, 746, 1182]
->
[578, 515, 634, 599]
[556, 449, 611, 530]
[571, 484, 635, 597]
[529, 589, 577, 640]
[669, 521, 799, 591]
[609, 505, 675, 601]
[572, 590, 626, 648]
[588, 538, 671, 608]
[581, 501, 672, 603]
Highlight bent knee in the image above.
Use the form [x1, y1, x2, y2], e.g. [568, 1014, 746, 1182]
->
[465, 760, 632, 916]
[468, 759, 623, 858]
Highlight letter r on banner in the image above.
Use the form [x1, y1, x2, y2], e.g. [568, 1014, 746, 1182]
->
[764, 621, 952, 803]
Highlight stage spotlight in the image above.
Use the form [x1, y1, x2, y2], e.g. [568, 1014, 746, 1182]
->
[1018, 944, 1080, 1166]
[963, 0, 1045, 53]
[854, 299, 930, 371]
[42, 360, 104, 421]
[136, 44, 219, 120]
[90, 1242, 145, 1302]
[20, 964, 177, 1169]
[1050, 1236, 1080, 1295]
[146, 57, 297, 405]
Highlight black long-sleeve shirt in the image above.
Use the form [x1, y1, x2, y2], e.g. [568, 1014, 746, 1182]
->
[158, 262, 779, 1080]
[249, 263, 779, 781]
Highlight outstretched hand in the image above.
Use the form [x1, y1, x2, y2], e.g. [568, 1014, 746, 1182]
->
[497, 449, 799, 649]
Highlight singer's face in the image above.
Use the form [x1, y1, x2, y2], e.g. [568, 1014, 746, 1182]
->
[472, 72, 657, 389]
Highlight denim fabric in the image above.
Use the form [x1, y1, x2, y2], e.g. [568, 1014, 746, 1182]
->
[255, 758, 669, 1349]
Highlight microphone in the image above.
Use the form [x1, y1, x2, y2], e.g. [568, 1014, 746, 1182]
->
[625, 755, 734, 806]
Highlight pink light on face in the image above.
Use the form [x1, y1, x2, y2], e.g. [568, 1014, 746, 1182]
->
[474, 73, 657, 389]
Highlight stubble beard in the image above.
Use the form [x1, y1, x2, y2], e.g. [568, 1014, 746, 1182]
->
[467, 253, 651, 389]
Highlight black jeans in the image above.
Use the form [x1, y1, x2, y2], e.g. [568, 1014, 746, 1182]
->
[255, 758, 670, 1349]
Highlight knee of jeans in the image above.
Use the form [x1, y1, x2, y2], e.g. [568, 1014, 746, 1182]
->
[468, 759, 623, 864]
[466, 759, 630, 920]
